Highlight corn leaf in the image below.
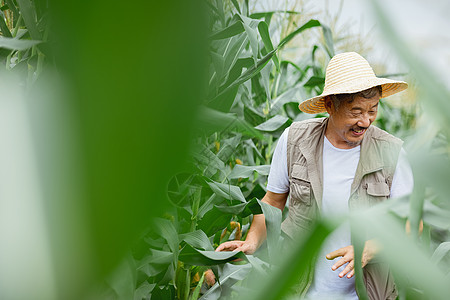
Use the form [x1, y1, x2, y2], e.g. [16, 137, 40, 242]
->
[258, 21, 279, 70]
[153, 218, 179, 260]
[258, 199, 282, 261]
[209, 21, 244, 40]
[209, 48, 277, 108]
[228, 164, 270, 179]
[200, 263, 252, 300]
[179, 244, 246, 266]
[215, 197, 262, 217]
[277, 19, 321, 49]
[321, 24, 334, 58]
[16, 0, 41, 40]
[198, 206, 233, 236]
[255, 115, 289, 132]
[180, 230, 214, 251]
[243, 221, 333, 300]
[207, 181, 246, 202]
[0, 11, 12, 38]
[0, 36, 40, 50]
[431, 242, 450, 265]
[134, 282, 155, 300]
[137, 249, 174, 268]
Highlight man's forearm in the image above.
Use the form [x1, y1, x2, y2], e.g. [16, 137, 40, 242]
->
[244, 191, 288, 250]
[244, 213, 267, 249]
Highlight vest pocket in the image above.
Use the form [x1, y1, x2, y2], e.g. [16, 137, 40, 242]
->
[366, 182, 390, 197]
[364, 182, 390, 205]
[290, 164, 312, 206]
[290, 180, 312, 206]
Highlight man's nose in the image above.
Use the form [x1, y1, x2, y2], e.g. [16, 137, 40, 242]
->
[357, 114, 371, 128]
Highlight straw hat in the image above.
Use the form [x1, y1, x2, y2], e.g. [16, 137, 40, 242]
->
[298, 52, 408, 114]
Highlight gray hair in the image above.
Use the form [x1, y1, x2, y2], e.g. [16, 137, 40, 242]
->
[330, 86, 382, 111]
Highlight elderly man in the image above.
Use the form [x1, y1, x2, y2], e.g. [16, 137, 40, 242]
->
[217, 52, 414, 299]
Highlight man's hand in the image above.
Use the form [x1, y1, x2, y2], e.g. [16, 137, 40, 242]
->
[215, 240, 258, 254]
[326, 240, 379, 279]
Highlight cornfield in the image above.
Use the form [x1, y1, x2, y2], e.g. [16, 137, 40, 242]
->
[0, 0, 449, 299]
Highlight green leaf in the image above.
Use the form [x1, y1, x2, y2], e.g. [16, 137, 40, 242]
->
[134, 282, 156, 300]
[210, 51, 225, 81]
[244, 221, 333, 300]
[221, 57, 253, 88]
[260, 61, 272, 102]
[167, 173, 198, 209]
[303, 75, 325, 88]
[0, 11, 12, 38]
[240, 15, 259, 66]
[215, 197, 262, 217]
[0, 36, 40, 50]
[192, 145, 225, 175]
[179, 244, 246, 266]
[257, 199, 282, 261]
[431, 242, 450, 265]
[321, 24, 335, 58]
[216, 134, 241, 162]
[190, 271, 205, 300]
[210, 48, 277, 106]
[228, 164, 270, 179]
[198, 206, 232, 236]
[153, 218, 179, 260]
[222, 33, 247, 77]
[180, 230, 214, 251]
[197, 194, 221, 220]
[16, 0, 41, 40]
[254, 115, 289, 132]
[230, 0, 241, 14]
[207, 181, 246, 202]
[270, 87, 301, 115]
[277, 19, 321, 49]
[250, 11, 301, 19]
[105, 254, 136, 300]
[137, 249, 174, 268]
[200, 263, 252, 299]
[209, 21, 244, 40]
[258, 21, 279, 70]
[208, 84, 239, 112]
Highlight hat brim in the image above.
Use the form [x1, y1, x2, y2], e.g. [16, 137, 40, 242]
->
[298, 77, 408, 114]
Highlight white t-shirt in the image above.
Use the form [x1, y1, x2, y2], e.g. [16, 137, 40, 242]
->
[267, 127, 414, 299]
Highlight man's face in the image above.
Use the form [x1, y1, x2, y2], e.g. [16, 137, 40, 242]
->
[325, 94, 380, 149]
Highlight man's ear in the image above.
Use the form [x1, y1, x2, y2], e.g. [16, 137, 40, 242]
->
[324, 96, 334, 114]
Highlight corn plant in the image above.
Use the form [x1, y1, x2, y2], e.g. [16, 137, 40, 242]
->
[105, 1, 441, 299]
[0, 0, 48, 85]
[130, 1, 450, 299]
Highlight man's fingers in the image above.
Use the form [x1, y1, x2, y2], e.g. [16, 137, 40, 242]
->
[338, 260, 354, 278]
[216, 241, 240, 252]
[216, 241, 248, 252]
[346, 269, 355, 278]
[326, 248, 344, 260]
[331, 257, 347, 271]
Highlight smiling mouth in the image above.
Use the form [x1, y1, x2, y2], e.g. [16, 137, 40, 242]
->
[351, 127, 367, 135]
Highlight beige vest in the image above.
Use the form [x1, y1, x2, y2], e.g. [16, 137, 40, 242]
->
[281, 117, 402, 299]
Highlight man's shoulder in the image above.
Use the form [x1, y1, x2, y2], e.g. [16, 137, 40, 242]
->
[290, 117, 327, 131]
[286, 117, 327, 145]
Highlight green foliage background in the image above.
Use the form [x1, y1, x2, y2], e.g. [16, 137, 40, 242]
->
[0, 0, 449, 299]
